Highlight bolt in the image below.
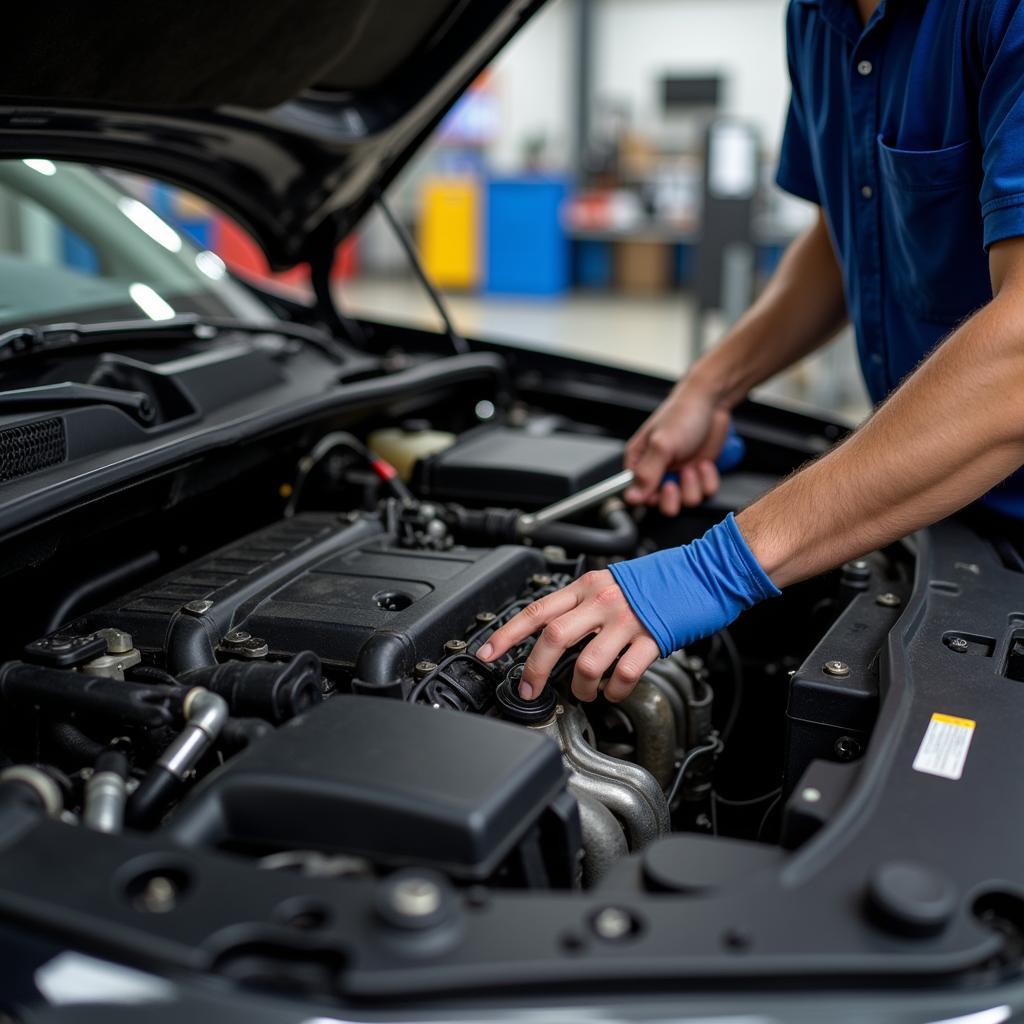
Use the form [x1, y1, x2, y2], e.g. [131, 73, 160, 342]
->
[530, 574, 553, 588]
[415, 660, 438, 678]
[390, 877, 443, 919]
[876, 592, 902, 608]
[835, 736, 861, 761]
[182, 600, 213, 616]
[98, 628, 133, 655]
[801, 787, 822, 804]
[948, 636, 970, 653]
[223, 630, 252, 646]
[592, 907, 634, 941]
[851, 560, 869, 571]
[823, 660, 850, 678]
[834, 735, 862, 761]
[232, 637, 269, 659]
[475, 611, 497, 626]
[541, 545, 567, 561]
[137, 875, 177, 913]
[444, 639, 468, 655]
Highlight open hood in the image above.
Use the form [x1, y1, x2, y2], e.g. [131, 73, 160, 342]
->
[0, 0, 546, 270]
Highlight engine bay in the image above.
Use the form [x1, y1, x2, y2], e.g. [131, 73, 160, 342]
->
[1, 340, 1023, 1010]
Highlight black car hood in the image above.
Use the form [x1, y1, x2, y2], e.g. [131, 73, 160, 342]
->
[0, 0, 545, 270]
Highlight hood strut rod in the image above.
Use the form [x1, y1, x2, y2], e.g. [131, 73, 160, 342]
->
[310, 242, 366, 350]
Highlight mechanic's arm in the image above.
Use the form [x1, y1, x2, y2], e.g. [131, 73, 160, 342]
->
[740, 237, 1024, 585]
[480, 238, 1024, 703]
[626, 208, 848, 515]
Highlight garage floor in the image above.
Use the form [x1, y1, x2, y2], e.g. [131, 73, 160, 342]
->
[340, 276, 871, 423]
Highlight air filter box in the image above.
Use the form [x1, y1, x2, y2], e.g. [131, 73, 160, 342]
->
[166, 695, 580, 885]
[415, 426, 624, 506]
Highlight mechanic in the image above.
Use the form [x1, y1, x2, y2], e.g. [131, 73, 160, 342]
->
[480, 0, 1024, 702]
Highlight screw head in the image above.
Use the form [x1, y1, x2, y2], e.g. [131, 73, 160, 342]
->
[415, 660, 438, 678]
[223, 630, 252, 646]
[834, 735, 862, 761]
[876, 592, 902, 608]
[592, 906, 635, 941]
[530, 574, 553, 588]
[948, 636, 970, 653]
[137, 875, 177, 913]
[182, 600, 213, 616]
[475, 611, 497, 625]
[801, 787, 822, 804]
[444, 639, 468, 655]
[377, 871, 452, 930]
[823, 660, 850, 678]
[235, 637, 269, 659]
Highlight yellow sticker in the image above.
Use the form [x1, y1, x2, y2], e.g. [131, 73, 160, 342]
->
[913, 712, 976, 781]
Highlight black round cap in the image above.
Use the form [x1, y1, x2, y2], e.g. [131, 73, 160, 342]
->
[865, 861, 957, 937]
[494, 675, 556, 725]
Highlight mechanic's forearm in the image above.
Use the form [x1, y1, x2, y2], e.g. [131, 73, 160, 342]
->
[737, 293, 1024, 587]
[689, 209, 848, 409]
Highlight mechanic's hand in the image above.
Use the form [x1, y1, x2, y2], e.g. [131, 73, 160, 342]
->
[476, 571, 661, 704]
[625, 381, 732, 516]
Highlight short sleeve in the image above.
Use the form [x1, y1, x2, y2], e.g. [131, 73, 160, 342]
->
[775, 4, 821, 204]
[977, 0, 1024, 247]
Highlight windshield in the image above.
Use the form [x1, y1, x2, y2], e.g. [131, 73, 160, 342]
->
[0, 160, 270, 329]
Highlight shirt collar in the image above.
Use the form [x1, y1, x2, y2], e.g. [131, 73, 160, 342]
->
[800, 0, 892, 45]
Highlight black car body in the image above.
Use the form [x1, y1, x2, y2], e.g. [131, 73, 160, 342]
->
[0, 4, 1023, 1022]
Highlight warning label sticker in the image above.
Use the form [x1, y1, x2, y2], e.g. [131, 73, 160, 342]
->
[912, 713, 976, 781]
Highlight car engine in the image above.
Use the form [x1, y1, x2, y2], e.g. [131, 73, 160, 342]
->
[0, 413, 908, 901]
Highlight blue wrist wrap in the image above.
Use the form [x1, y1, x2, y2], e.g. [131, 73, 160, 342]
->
[608, 513, 781, 658]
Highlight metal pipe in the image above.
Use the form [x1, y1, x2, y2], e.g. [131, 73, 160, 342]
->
[83, 751, 128, 833]
[517, 469, 635, 535]
[126, 688, 228, 829]
[571, 788, 627, 887]
[619, 677, 677, 790]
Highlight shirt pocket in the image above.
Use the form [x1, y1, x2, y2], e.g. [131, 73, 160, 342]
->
[876, 136, 991, 325]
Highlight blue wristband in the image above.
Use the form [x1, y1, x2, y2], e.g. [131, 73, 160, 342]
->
[608, 513, 780, 658]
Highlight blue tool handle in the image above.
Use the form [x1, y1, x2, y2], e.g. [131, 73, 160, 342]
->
[660, 426, 746, 486]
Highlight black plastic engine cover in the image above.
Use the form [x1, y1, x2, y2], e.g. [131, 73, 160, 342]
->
[416, 426, 624, 506]
[165, 695, 578, 882]
[80, 513, 545, 687]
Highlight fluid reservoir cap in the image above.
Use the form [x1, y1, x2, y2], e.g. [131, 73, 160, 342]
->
[495, 674, 557, 725]
[865, 861, 957, 937]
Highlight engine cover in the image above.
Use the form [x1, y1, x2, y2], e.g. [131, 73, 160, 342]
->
[79, 512, 545, 690]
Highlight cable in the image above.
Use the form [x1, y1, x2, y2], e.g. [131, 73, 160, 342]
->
[712, 786, 782, 808]
[665, 735, 721, 807]
[284, 431, 411, 516]
[377, 194, 469, 355]
[756, 792, 783, 842]
[713, 628, 744, 747]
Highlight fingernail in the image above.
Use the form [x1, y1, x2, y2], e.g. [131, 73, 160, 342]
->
[478, 643, 493, 660]
[518, 681, 534, 700]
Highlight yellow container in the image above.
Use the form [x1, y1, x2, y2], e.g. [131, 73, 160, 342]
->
[419, 177, 481, 290]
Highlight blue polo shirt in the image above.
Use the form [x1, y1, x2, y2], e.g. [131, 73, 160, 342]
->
[777, 0, 1024, 517]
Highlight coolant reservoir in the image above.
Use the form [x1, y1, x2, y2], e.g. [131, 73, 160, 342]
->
[368, 425, 456, 481]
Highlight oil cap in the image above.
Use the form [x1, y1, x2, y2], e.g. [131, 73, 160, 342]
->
[495, 672, 557, 725]
[865, 861, 957, 937]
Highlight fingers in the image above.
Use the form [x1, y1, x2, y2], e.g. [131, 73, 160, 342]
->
[625, 429, 673, 504]
[697, 458, 720, 498]
[518, 602, 607, 698]
[605, 636, 661, 702]
[478, 585, 583, 661]
[657, 477, 682, 517]
[679, 464, 703, 508]
[568, 617, 639, 701]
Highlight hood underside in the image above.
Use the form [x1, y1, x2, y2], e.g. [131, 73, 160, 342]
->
[0, 0, 545, 269]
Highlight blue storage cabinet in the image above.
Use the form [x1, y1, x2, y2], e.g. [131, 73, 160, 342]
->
[485, 177, 569, 296]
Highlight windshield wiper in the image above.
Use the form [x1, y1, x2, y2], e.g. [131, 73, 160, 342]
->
[0, 382, 156, 424]
[0, 313, 347, 365]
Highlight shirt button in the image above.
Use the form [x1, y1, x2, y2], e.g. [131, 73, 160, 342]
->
[858, 60, 874, 76]
[861, 185, 874, 199]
